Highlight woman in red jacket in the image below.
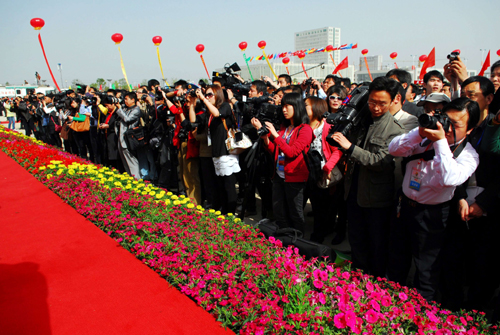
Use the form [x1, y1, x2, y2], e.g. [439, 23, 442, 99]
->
[304, 97, 343, 243]
[251, 93, 313, 233]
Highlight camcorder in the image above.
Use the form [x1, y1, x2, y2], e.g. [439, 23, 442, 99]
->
[238, 95, 283, 137]
[418, 112, 451, 132]
[324, 85, 370, 147]
[213, 62, 242, 87]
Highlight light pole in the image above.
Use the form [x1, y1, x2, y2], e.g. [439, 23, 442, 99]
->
[58, 63, 63, 89]
[410, 55, 417, 82]
[107, 79, 112, 89]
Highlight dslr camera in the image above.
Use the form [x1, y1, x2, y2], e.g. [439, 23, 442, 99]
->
[418, 112, 451, 132]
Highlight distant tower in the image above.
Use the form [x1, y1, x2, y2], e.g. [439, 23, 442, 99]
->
[294, 27, 341, 65]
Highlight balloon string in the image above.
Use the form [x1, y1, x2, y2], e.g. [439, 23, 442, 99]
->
[330, 53, 342, 77]
[243, 52, 254, 81]
[364, 56, 373, 81]
[38, 33, 61, 92]
[262, 50, 278, 80]
[394, 62, 398, 69]
[286, 66, 290, 75]
[157, 47, 170, 87]
[301, 62, 309, 78]
[200, 54, 210, 81]
[118, 46, 132, 91]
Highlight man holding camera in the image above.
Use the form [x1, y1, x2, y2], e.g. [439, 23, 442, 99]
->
[388, 97, 480, 303]
[331, 77, 404, 278]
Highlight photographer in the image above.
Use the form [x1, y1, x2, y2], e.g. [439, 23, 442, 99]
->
[196, 85, 240, 214]
[115, 92, 142, 179]
[251, 93, 313, 234]
[331, 77, 404, 278]
[388, 97, 480, 303]
[69, 96, 94, 162]
[98, 96, 123, 172]
[41, 94, 62, 147]
[4, 99, 15, 130]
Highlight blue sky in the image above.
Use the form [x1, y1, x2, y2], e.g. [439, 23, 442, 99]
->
[1, 0, 498, 87]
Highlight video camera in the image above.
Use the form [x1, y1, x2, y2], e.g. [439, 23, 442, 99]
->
[239, 95, 283, 137]
[324, 85, 370, 147]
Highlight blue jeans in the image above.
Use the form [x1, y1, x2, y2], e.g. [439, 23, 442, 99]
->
[7, 117, 15, 130]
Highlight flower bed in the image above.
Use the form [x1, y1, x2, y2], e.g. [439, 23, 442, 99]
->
[1, 126, 498, 335]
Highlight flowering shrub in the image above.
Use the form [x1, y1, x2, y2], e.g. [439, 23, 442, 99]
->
[1, 126, 498, 335]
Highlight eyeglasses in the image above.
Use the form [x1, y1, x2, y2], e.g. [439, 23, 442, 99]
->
[205, 93, 214, 98]
[329, 96, 343, 101]
[368, 101, 389, 109]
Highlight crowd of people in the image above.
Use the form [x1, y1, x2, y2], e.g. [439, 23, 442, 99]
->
[1, 56, 500, 321]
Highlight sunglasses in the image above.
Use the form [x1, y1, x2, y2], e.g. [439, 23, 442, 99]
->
[205, 93, 214, 98]
[329, 95, 343, 101]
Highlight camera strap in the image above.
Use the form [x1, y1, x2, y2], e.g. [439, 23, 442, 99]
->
[401, 137, 468, 177]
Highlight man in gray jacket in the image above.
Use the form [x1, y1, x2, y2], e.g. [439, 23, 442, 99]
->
[331, 77, 404, 278]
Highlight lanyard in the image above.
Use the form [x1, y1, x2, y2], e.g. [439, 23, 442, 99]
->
[474, 127, 486, 149]
[283, 126, 295, 143]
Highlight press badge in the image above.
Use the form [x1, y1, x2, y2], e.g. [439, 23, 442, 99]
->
[409, 167, 422, 191]
[278, 154, 285, 172]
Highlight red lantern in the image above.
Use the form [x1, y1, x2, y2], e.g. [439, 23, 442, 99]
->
[195, 44, 205, 53]
[419, 54, 428, 62]
[452, 49, 461, 54]
[298, 52, 306, 60]
[238, 41, 248, 51]
[390, 52, 398, 59]
[111, 33, 123, 45]
[361, 49, 369, 55]
[325, 45, 334, 52]
[30, 18, 45, 30]
[282, 57, 290, 65]
[258, 40, 266, 49]
[152, 36, 162, 46]
[497, 49, 500, 57]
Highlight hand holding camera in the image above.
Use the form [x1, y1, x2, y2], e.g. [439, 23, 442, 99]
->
[419, 121, 446, 142]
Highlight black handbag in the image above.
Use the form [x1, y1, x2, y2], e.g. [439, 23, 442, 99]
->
[124, 126, 147, 151]
[302, 149, 323, 182]
[254, 219, 334, 260]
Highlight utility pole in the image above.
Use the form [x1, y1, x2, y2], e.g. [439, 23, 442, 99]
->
[58, 63, 64, 89]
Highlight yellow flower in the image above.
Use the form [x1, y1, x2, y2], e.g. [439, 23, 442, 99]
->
[149, 191, 156, 196]
[173, 200, 180, 206]
[171, 195, 178, 200]
[196, 205, 203, 210]
[46, 174, 53, 179]
[39, 166, 46, 171]
[155, 193, 163, 199]
[179, 195, 185, 199]
[47, 164, 55, 169]
[68, 169, 75, 175]
[167, 192, 173, 196]
[215, 211, 221, 215]
[107, 177, 113, 181]
[217, 215, 225, 220]
[132, 181, 138, 184]
[227, 213, 233, 217]
[56, 169, 64, 175]
[187, 203, 195, 209]
[234, 218, 241, 223]
[125, 184, 132, 189]
[141, 191, 148, 195]
[209, 209, 215, 213]
[165, 199, 171, 205]
[114, 182, 122, 187]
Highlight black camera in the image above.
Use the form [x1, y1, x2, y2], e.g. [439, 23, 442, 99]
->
[418, 112, 451, 132]
[240, 95, 283, 137]
[447, 51, 460, 63]
[324, 86, 370, 147]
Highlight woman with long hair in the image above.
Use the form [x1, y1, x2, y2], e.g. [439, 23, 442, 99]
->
[304, 96, 343, 243]
[251, 93, 313, 233]
[196, 85, 240, 214]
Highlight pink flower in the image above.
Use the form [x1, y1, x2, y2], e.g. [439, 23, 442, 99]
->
[318, 292, 326, 305]
[313, 280, 323, 289]
[365, 309, 379, 324]
[334, 313, 346, 329]
[345, 309, 357, 329]
[399, 292, 408, 301]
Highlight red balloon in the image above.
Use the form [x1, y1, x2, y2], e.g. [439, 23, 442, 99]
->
[30, 18, 45, 30]
[419, 54, 428, 62]
[195, 44, 205, 53]
[258, 40, 266, 49]
[111, 33, 123, 45]
[325, 45, 334, 52]
[361, 49, 369, 55]
[298, 52, 306, 59]
[238, 41, 248, 51]
[497, 49, 500, 57]
[152, 36, 162, 46]
[282, 57, 290, 65]
[390, 52, 398, 59]
[452, 49, 461, 54]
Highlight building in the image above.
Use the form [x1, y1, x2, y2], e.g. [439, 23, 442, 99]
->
[359, 55, 383, 72]
[294, 27, 341, 66]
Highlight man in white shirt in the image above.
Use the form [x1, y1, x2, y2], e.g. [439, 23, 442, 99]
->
[387, 97, 480, 303]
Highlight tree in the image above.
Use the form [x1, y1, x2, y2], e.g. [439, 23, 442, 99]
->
[5, 82, 10, 86]
[118, 78, 128, 90]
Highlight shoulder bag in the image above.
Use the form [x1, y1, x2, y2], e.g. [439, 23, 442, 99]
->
[69, 113, 90, 132]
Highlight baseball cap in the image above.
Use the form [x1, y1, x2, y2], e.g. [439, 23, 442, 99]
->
[417, 93, 451, 106]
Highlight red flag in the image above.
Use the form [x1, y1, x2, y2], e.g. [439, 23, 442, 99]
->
[351, 43, 358, 49]
[412, 65, 415, 70]
[419, 47, 436, 80]
[478, 50, 491, 76]
[333, 56, 348, 74]
[99, 84, 103, 91]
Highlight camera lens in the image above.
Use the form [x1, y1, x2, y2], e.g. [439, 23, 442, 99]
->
[418, 114, 438, 129]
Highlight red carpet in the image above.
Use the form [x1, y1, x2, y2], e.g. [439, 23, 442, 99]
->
[0, 151, 234, 335]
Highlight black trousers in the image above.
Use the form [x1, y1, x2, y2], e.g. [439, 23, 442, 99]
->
[272, 176, 306, 234]
[216, 173, 237, 215]
[306, 181, 335, 243]
[347, 191, 391, 279]
[73, 131, 94, 162]
[399, 196, 450, 303]
[199, 157, 218, 209]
